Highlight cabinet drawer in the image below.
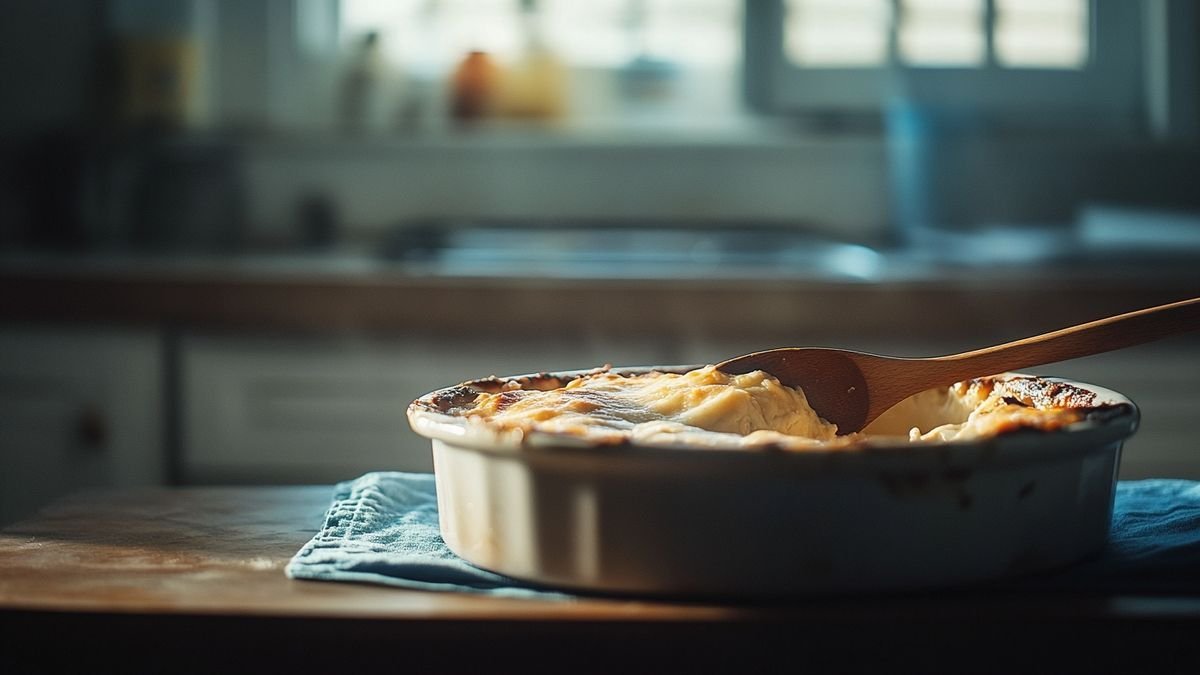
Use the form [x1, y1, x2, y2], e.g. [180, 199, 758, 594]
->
[181, 334, 668, 482]
[0, 326, 162, 524]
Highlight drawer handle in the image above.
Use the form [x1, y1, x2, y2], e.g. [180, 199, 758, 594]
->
[77, 405, 108, 450]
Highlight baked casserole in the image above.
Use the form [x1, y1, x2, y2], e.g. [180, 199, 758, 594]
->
[413, 364, 1109, 449]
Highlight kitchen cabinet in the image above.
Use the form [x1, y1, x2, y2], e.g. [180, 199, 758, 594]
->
[0, 325, 163, 525]
[180, 333, 671, 483]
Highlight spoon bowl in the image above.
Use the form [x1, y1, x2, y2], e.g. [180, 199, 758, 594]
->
[718, 296, 1200, 434]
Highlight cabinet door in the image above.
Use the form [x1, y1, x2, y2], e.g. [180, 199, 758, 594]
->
[181, 333, 669, 483]
[0, 326, 163, 525]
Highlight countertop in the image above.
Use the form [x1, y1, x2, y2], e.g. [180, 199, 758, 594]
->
[4, 248, 1200, 340]
[3, 486, 1200, 673]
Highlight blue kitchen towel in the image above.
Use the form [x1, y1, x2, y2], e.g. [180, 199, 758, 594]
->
[285, 472, 1200, 597]
[1028, 478, 1200, 592]
[285, 472, 569, 598]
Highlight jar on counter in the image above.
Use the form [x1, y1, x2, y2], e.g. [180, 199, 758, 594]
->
[450, 50, 502, 125]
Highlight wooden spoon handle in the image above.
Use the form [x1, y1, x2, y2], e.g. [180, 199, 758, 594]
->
[928, 296, 1200, 381]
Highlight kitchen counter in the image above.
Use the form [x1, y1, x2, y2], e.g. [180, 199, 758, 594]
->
[4, 249, 1199, 340]
[3, 487, 1200, 673]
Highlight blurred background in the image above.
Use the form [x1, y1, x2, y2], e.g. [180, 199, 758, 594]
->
[1, 0, 1198, 524]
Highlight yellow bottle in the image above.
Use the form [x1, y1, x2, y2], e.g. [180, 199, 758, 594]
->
[499, 0, 567, 123]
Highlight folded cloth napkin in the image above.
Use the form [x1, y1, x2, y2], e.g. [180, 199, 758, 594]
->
[286, 472, 1200, 597]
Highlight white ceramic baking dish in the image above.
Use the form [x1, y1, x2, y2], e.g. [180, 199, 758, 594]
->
[407, 366, 1139, 596]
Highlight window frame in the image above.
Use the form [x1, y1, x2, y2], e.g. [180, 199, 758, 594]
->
[744, 0, 1145, 131]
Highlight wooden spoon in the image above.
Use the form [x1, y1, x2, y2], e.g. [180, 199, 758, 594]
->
[717, 296, 1200, 434]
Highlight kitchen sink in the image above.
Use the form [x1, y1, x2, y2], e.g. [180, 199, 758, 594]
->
[378, 221, 888, 280]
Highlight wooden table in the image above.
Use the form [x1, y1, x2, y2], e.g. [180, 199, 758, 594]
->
[2, 487, 1198, 674]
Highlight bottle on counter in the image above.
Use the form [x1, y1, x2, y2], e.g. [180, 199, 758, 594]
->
[498, 0, 567, 123]
[338, 31, 388, 134]
[450, 50, 502, 125]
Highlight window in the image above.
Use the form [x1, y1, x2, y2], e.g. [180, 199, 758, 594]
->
[785, 0, 1087, 69]
[336, 0, 745, 130]
[993, 0, 1089, 68]
[747, 0, 1144, 131]
[341, 0, 741, 69]
[785, 0, 892, 67]
[211, 0, 753, 133]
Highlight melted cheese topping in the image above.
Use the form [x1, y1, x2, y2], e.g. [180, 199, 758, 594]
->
[470, 366, 837, 447]
[455, 367, 1089, 451]
[890, 380, 1086, 442]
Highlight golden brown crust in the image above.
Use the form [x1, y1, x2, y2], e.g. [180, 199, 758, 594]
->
[411, 367, 1127, 450]
[985, 376, 1101, 410]
[416, 366, 614, 415]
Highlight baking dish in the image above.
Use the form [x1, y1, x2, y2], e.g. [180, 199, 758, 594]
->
[407, 366, 1139, 596]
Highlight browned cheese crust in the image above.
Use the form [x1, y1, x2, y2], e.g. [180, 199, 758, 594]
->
[412, 367, 1125, 451]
